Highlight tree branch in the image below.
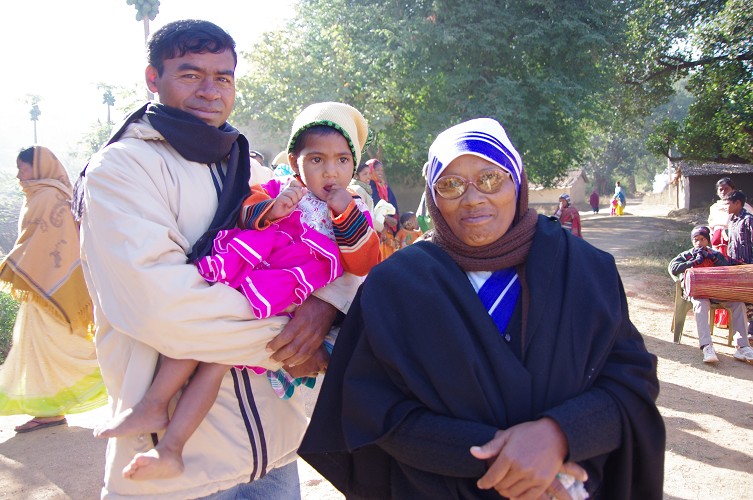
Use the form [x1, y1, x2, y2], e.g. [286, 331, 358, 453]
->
[625, 51, 753, 84]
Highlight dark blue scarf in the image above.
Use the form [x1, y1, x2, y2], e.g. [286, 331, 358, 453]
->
[72, 102, 251, 261]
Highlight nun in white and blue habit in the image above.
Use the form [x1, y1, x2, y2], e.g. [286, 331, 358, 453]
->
[299, 118, 665, 499]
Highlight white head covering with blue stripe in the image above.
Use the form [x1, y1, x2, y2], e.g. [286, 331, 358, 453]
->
[426, 118, 522, 204]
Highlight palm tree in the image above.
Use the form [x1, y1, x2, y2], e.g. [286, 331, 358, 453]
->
[98, 85, 116, 124]
[125, 0, 160, 100]
[26, 95, 41, 143]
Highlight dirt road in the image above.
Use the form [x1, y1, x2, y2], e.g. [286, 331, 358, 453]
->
[2, 201, 752, 499]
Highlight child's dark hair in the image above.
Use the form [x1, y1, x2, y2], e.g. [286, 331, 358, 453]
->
[723, 190, 747, 205]
[17, 147, 35, 164]
[147, 20, 236, 76]
[400, 212, 416, 226]
[289, 125, 347, 157]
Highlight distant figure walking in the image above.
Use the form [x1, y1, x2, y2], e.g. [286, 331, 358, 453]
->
[613, 182, 626, 216]
[589, 189, 599, 213]
[0, 146, 106, 433]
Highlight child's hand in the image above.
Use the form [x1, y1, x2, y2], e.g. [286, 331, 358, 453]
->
[266, 181, 305, 221]
[326, 185, 352, 216]
[384, 215, 398, 230]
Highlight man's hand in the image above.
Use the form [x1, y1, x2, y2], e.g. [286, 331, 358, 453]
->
[267, 295, 338, 367]
[265, 180, 305, 222]
[326, 184, 352, 216]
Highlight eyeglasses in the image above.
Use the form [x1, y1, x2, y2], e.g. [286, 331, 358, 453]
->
[433, 170, 511, 200]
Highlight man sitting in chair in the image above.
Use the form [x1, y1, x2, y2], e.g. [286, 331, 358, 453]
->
[669, 225, 753, 364]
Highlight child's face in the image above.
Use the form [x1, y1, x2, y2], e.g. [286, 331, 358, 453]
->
[403, 216, 417, 230]
[692, 235, 708, 249]
[289, 132, 354, 201]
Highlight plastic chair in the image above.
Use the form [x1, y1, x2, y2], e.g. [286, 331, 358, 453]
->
[669, 263, 734, 346]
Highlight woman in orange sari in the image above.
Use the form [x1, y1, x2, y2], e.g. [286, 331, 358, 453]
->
[0, 146, 106, 433]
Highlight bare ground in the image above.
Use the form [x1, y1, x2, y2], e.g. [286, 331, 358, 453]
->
[1, 200, 752, 499]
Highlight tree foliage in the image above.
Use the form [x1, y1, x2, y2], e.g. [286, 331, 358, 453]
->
[126, 0, 160, 21]
[235, 0, 628, 184]
[627, 0, 753, 162]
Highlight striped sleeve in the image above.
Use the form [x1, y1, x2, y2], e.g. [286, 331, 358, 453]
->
[332, 199, 381, 276]
[239, 184, 276, 230]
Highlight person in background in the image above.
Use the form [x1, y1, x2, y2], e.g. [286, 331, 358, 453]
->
[349, 163, 378, 228]
[724, 190, 753, 345]
[669, 225, 753, 364]
[705, 177, 753, 330]
[416, 161, 434, 232]
[367, 158, 400, 259]
[708, 177, 753, 256]
[300, 117, 664, 500]
[395, 211, 423, 249]
[612, 182, 626, 216]
[75, 20, 360, 499]
[589, 189, 599, 213]
[553, 193, 582, 238]
[0, 146, 106, 433]
[249, 149, 265, 167]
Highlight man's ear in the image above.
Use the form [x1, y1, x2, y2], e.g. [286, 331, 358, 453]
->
[145, 65, 159, 93]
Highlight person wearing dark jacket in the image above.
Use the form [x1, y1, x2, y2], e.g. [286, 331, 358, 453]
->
[299, 118, 665, 499]
[669, 225, 753, 364]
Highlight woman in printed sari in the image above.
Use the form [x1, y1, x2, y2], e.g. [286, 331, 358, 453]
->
[0, 146, 106, 433]
[299, 118, 665, 499]
[367, 158, 400, 259]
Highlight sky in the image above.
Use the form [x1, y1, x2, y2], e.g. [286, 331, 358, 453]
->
[0, 0, 296, 175]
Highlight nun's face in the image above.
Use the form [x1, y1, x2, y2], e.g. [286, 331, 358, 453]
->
[435, 155, 516, 247]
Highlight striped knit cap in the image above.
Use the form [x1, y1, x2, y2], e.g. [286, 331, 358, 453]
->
[287, 102, 370, 167]
[426, 117, 522, 204]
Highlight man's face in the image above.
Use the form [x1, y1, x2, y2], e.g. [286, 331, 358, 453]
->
[145, 50, 236, 128]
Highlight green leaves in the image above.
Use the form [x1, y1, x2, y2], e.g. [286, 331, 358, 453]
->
[235, 0, 626, 183]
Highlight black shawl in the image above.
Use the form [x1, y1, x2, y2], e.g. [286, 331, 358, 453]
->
[299, 216, 665, 499]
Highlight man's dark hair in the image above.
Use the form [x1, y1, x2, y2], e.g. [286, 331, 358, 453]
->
[17, 147, 34, 164]
[716, 177, 735, 189]
[723, 189, 746, 205]
[147, 20, 237, 76]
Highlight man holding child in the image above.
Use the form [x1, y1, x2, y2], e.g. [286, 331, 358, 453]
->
[76, 20, 358, 499]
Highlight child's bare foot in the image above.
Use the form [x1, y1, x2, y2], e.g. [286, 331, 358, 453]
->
[93, 400, 169, 438]
[122, 447, 184, 480]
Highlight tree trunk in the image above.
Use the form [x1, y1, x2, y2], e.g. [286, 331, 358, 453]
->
[143, 18, 154, 101]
